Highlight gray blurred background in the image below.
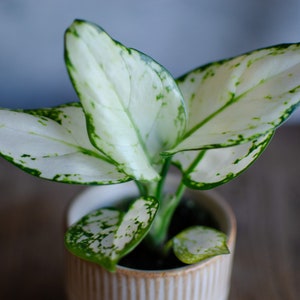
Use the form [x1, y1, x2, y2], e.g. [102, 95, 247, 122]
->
[1, 0, 300, 122]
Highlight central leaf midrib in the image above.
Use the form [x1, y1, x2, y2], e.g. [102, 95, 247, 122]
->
[79, 39, 152, 164]
[182, 92, 238, 140]
[113, 47, 153, 162]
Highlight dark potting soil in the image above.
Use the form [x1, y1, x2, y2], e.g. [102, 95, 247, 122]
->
[119, 197, 220, 270]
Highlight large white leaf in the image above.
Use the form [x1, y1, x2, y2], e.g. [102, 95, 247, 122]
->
[65, 196, 159, 272]
[173, 131, 273, 189]
[0, 103, 129, 184]
[65, 20, 186, 181]
[164, 44, 300, 155]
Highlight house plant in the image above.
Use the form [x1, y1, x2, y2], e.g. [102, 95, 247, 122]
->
[0, 19, 300, 299]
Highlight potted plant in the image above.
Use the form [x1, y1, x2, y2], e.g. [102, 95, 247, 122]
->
[0, 19, 300, 299]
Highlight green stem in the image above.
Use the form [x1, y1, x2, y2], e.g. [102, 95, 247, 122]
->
[147, 176, 187, 248]
[156, 157, 172, 201]
[147, 151, 205, 248]
[135, 180, 147, 196]
[146, 149, 209, 252]
[186, 150, 206, 174]
[175, 179, 187, 203]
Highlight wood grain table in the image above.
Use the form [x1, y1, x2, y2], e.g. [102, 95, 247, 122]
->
[0, 125, 299, 300]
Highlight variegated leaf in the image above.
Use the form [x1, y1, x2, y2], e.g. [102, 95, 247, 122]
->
[0, 103, 129, 184]
[164, 44, 300, 155]
[173, 131, 273, 189]
[169, 226, 229, 264]
[65, 20, 186, 181]
[65, 196, 159, 272]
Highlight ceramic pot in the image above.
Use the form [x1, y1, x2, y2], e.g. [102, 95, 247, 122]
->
[65, 178, 236, 300]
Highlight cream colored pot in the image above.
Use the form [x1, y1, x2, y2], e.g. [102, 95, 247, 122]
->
[65, 179, 236, 300]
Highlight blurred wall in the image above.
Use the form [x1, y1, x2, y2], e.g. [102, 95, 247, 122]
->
[1, 0, 300, 122]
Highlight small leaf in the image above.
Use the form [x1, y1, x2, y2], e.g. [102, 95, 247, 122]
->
[164, 43, 300, 155]
[0, 103, 129, 184]
[65, 196, 159, 272]
[169, 226, 229, 264]
[173, 131, 273, 189]
[65, 20, 186, 181]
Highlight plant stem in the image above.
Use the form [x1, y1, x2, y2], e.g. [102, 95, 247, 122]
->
[135, 180, 147, 196]
[155, 157, 172, 201]
[146, 149, 208, 249]
[175, 179, 187, 203]
[147, 175, 187, 248]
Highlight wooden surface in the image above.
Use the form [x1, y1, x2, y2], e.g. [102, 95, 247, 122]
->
[0, 125, 299, 300]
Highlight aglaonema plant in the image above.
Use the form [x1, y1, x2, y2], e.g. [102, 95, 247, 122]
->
[1, 19, 300, 272]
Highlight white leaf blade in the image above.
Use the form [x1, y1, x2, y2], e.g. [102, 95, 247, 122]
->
[173, 132, 273, 189]
[65, 208, 122, 271]
[165, 44, 300, 155]
[65, 197, 159, 271]
[171, 226, 229, 264]
[0, 106, 129, 184]
[65, 20, 186, 181]
[26, 103, 101, 153]
[114, 197, 159, 258]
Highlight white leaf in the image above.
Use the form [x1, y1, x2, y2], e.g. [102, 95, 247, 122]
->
[65, 20, 186, 181]
[65, 196, 159, 271]
[173, 131, 273, 189]
[0, 104, 129, 184]
[165, 44, 300, 155]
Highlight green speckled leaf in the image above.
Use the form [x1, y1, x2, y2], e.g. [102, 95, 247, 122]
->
[65, 20, 186, 181]
[173, 131, 273, 189]
[164, 43, 300, 155]
[0, 103, 129, 184]
[170, 226, 229, 264]
[65, 196, 159, 272]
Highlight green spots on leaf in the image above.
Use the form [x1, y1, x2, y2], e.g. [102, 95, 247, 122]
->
[65, 196, 159, 272]
[233, 62, 241, 68]
[156, 93, 164, 100]
[37, 118, 48, 126]
[252, 117, 261, 121]
[24, 103, 81, 125]
[0, 153, 42, 177]
[289, 85, 300, 94]
[264, 95, 272, 100]
[190, 93, 195, 101]
[90, 101, 97, 109]
[152, 83, 158, 90]
[247, 59, 253, 68]
[21, 154, 36, 161]
[202, 68, 215, 81]
[227, 134, 246, 144]
[167, 226, 229, 264]
[164, 85, 172, 93]
[52, 173, 84, 183]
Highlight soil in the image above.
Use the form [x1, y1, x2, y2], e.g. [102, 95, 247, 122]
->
[119, 197, 220, 270]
